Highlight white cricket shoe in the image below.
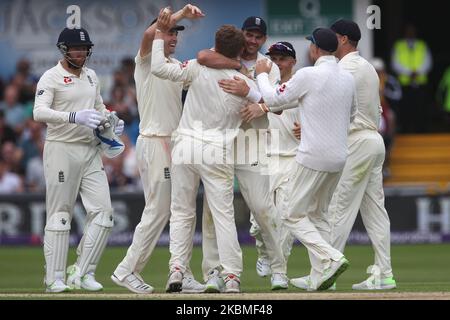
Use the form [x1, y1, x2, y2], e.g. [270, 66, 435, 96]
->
[182, 277, 206, 293]
[317, 257, 349, 291]
[352, 276, 397, 290]
[256, 258, 272, 277]
[205, 268, 225, 293]
[224, 274, 240, 293]
[290, 275, 336, 291]
[111, 273, 154, 294]
[45, 279, 71, 293]
[166, 267, 183, 293]
[67, 264, 103, 291]
[271, 273, 289, 290]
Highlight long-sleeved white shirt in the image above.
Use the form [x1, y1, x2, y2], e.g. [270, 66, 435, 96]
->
[151, 39, 257, 148]
[267, 108, 299, 157]
[33, 62, 108, 143]
[240, 52, 281, 130]
[134, 50, 185, 137]
[339, 51, 381, 133]
[257, 55, 356, 172]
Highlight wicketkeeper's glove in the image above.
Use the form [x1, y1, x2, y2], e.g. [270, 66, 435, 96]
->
[94, 111, 125, 158]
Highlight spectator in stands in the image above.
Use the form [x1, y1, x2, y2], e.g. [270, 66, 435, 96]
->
[18, 119, 45, 174]
[371, 57, 400, 179]
[391, 24, 432, 133]
[120, 134, 139, 188]
[0, 77, 4, 101]
[107, 79, 139, 144]
[103, 150, 134, 192]
[120, 57, 136, 87]
[1, 141, 24, 175]
[0, 110, 17, 144]
[13, 58, 39, 104]
[25, 153, 45, 192]
[436, 66, 450, 127]
[0, 155, 24, 193]
[0, 85, 28, 134]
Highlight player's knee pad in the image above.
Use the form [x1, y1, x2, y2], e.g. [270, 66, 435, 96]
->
[45, 212, 71, 232]
[44, 212, 71, 285]
[92, 210, 114, 229]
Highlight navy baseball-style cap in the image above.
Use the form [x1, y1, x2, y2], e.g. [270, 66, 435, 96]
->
[242, 16, 267, 35]
[306, 27, 338, 52]
[150, 18, 185, 32]
[330, 19, 361, 42]
[265, 41, 296, 59]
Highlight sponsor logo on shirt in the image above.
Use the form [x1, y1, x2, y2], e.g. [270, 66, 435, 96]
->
[87, 75, 94, 86]
[63, 76, 74, 84]
[180, 60, 189, 69]
[37, 89, 45, 96]
[276, 83, 286, 95]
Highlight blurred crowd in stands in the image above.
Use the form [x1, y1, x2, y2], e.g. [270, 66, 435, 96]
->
[1, 25, 450, 193]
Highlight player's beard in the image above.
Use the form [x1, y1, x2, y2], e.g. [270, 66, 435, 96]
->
[64, 52, 88, 69]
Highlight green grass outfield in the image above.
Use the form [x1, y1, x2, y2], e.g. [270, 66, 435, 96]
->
[0, 244, 449, 294]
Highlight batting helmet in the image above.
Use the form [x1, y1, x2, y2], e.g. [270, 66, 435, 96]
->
[57, 28, 94, 68]
[56, 27, 94, 50]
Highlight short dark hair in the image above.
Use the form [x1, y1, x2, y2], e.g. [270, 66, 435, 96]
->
[215, 25, 245, 59]
[348, 39, 359, 48]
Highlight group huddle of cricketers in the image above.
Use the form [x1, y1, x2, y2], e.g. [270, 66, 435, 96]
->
[33, 4, 396, 294]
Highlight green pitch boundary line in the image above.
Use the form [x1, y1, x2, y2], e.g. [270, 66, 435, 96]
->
[1, 292, 450, 300]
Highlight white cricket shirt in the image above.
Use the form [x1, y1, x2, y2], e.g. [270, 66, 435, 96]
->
[33, 62, 108, 143]
[338, 51, 382, 133]
[257, 55, 357, 172]
[151, 39, 257, 147]
[267, 107, 300, 157]
[134, 50, 184, 137]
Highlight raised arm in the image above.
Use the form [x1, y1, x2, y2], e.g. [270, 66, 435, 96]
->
[151, 9, 199, 82]
[140, 4, 204, 57]
[197, 49, 241, 70]
[256, 60, 307, 112]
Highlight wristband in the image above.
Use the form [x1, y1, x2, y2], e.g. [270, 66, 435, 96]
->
[259, 103, 269, 113]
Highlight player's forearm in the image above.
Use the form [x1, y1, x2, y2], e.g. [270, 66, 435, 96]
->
[33, 105, 71, 124]
[171, 7, 187, 23]
[151, 38, 186, 82]
[256, 73, 295, 112]
[140, 23, 158, 57]
[197, 49, 241, 70]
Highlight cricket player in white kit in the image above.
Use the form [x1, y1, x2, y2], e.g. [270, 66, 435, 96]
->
[197, 17, 289, 291]
[264, 42, 300, 261]
[152, 16, 259, 293]
[34, 27, 125, 293]
[246, 27, 356, 290]
[111, 4, 206, 294]
[328, 20, 395, 290]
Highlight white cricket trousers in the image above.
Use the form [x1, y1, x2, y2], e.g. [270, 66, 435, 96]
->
[284, 163, 344, 289]
[114, 136, 196, 280]
[43, 140, 113, 284]
[328, 130, 393, 278]
[201, 161, 286, 279]
[169, 138, 242, 276]
[268, 156, 296, 260]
